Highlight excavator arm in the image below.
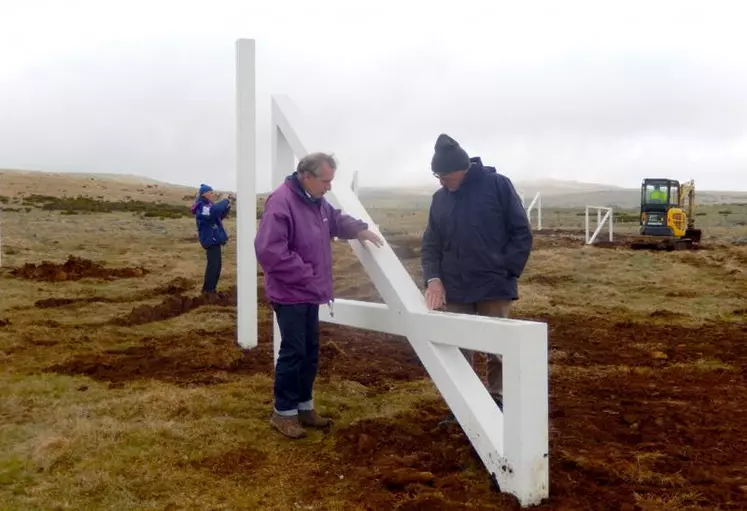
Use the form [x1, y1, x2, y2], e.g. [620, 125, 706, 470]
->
[678, 179, 696, 228]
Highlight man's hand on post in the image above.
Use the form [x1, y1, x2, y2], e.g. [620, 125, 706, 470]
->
[357, 229, 384, 248]
[425, 278, 446, 310]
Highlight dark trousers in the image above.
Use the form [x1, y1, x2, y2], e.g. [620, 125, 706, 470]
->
[272, 303, 320, 416]
[203, 244, 222, 293]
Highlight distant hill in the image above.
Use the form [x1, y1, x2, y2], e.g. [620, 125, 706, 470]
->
[0, 168, 229, 204]
[2, 168, 745, 209]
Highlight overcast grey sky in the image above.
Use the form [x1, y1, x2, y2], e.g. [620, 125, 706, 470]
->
[1, 0, 746, 192]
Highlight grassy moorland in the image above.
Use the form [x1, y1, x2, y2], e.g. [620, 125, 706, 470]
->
[1, 171, 746, 510]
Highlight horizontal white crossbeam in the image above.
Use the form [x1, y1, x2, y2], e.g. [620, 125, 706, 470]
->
[320, 299, 544, 355]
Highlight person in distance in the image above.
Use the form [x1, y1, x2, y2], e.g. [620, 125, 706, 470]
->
[255, 152, 383, 439]
[420, 134, 533, 424]
[190, 183, 232, 295]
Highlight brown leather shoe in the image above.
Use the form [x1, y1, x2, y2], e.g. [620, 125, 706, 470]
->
[270, 413, 306, 439]
[298, 409, 332, 428]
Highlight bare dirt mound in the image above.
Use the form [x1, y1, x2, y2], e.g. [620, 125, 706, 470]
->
[318, 324, 426, 389]
[183, 445, 267, 481]
[49, 309, 426, 390]
[47, 327, 274, 386]
[539, 314, 747, 509]
[35, 296, 114, 308]
[538, 313, 747, 367]
[110, 286, 237, 326]
[33, 277, 194, 309]
[530, 229, 585, 250]
[530, 228, 636, 250]
[327, 400, 518, 510]
[11, 255, 147, 282]
[522, 274, 574, 286]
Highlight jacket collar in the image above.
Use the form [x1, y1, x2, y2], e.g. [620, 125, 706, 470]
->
[285, 172, 322, 204]
[447, 157, 490, 193]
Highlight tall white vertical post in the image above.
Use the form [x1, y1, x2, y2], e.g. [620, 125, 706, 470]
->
[236, 39, 258, 349]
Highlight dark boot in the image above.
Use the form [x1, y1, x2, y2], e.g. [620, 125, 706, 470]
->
[299, 409, 332, 428]
[270, 413, 306, 439]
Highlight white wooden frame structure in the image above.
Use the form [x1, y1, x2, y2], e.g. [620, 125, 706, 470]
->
[585, 205, 614, 244]
[237, 39, 549, 507]
[517, 190, 542, 231]
[525, 192, 542, 231]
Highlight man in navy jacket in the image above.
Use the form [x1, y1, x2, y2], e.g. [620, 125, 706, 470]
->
[421, 134, 533, 421]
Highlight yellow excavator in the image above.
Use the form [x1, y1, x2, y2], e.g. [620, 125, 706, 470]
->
[629, 178, 702, 250]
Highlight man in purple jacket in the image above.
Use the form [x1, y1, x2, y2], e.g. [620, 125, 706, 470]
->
[255, 152, 383, 439]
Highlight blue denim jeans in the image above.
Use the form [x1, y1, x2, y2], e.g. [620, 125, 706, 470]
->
[272, 303, 320, 416]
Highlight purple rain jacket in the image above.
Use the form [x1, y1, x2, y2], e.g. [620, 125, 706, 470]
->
[254, 173, 369, 305]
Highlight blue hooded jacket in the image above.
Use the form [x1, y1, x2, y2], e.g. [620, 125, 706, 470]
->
[190, 196, 231, 249]
[421, 157, 533, 303]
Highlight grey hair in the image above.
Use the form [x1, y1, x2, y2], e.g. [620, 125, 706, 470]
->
[297, 152, 337, 177]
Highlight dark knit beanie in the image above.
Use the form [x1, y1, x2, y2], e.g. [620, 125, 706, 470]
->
[431, 134, 471, 174]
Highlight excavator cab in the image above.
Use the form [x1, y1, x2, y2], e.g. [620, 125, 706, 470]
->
[632, 178, 702, 250]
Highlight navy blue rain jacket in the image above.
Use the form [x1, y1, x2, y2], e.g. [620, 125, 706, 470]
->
[421, 157, 533, 303]
[190, 197, 231, 249]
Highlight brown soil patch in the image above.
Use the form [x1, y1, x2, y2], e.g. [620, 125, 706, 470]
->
[185, 445, 267, 480]
[47, 327, 273, 386]
[523, 274, 573, 286]
[648, 309, 678, 318]
[328, 401, 518, 509]
[48, 310, 426, 390]
[110, 286, 237, 326]
[11, 255, 147, 282]
[35, 296, 115, 308]
[665, 290, 698, 298]
[530, 229, 584, 250]
[318, 324, 426, 389]
[33, 277, 194, 309]
[0, 318, 10, 327]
